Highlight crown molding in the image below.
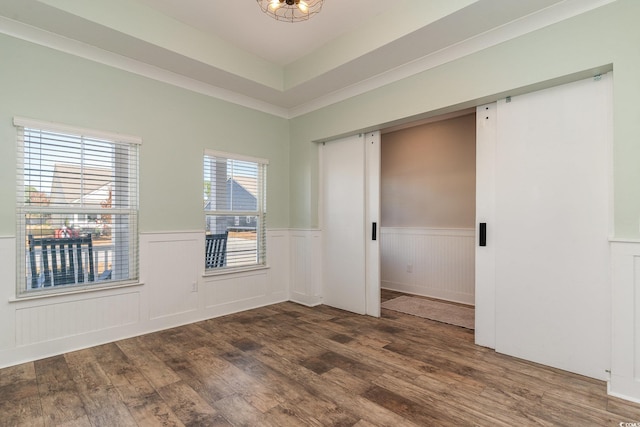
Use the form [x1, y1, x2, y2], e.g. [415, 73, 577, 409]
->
[0, 16, 290, 119]
[287, 0, 616, 118]
[0, 0, 615, 120]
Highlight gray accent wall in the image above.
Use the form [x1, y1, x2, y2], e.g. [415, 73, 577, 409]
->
[381, 114, 476, 229]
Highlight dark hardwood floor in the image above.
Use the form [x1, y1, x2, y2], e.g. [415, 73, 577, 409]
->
[2, 292, 640, 426]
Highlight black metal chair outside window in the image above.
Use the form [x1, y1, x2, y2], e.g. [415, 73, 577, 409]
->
[28, 234, 105, 288]
[205, 231, 228, 268]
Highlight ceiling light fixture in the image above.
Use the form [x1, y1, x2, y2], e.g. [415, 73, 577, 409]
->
[257, 0, 324, 23]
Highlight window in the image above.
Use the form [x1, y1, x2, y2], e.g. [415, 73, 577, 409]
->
[15, 117, 140, 295]
[204, 150, 267, 270]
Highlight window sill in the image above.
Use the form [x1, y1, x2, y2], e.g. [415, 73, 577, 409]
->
[9, 281, 144, 303]
[202, 265, 270, 278]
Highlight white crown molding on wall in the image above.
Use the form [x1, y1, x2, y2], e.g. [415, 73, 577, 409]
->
[0, 0, 615, 120]
[0, 16, 290, 119]
[288, 0, 616, 118]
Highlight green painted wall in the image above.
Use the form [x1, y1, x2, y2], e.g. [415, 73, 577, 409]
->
[2, 0, 639, 239]
[0, 34, 290, 235]
[289, 0, 640, 238]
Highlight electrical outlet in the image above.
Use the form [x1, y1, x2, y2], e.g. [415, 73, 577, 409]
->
[191, 282, 198, 292]
[406, 264, 413, 273]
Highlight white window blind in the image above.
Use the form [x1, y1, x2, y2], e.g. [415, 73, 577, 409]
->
[204, 150, 267, 270]
[15, 118, 140, 294]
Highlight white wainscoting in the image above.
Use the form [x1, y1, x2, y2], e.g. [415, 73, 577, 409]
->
[0, 237, 16, 353]
[289, 229, 323, 306]
[610, 240, 640, 403]
[380, 227, 475, 305]
[144, 233, 201, 322]
[0, 235, 147, 367]
[201, 229, 289, 316]
[0, 229, 290, 369]
[15, 292, 140, 346]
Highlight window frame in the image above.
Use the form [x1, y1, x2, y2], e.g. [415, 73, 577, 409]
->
[203, 149, 268, 273]
[14, 117, 141, 298]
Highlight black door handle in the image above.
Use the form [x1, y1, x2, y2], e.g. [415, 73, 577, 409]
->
[479, 223, 487, 247]
[372, 222, 377, 241]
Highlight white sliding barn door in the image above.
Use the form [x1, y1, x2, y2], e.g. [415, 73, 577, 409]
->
[477, 74, 612, 380]
[475, 102, 497, 349]
[321, 132, 380, 316]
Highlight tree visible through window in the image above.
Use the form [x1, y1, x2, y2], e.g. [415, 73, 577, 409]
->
[15, 118, 140, 294]
[204, 150, 267, 270]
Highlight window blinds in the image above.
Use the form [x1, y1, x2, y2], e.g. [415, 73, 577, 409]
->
[204, 150, 267, 269]
[15, 118, 140, 293]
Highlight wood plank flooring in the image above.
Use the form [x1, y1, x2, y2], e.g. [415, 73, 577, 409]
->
[2, 290, 640, 426]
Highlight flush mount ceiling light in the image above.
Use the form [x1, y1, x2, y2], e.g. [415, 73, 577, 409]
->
[257, 0, 324, 23]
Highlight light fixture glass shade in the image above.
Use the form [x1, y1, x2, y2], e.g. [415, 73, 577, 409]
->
[257, 0, 324, 23]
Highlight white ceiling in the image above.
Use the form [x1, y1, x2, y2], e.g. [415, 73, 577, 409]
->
[137, 0, 394, 66]
[0, 0, 614, 117]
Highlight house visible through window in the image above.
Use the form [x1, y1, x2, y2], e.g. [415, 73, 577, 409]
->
[204, 150, 267, 270]
[15, 117, 140, 295]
